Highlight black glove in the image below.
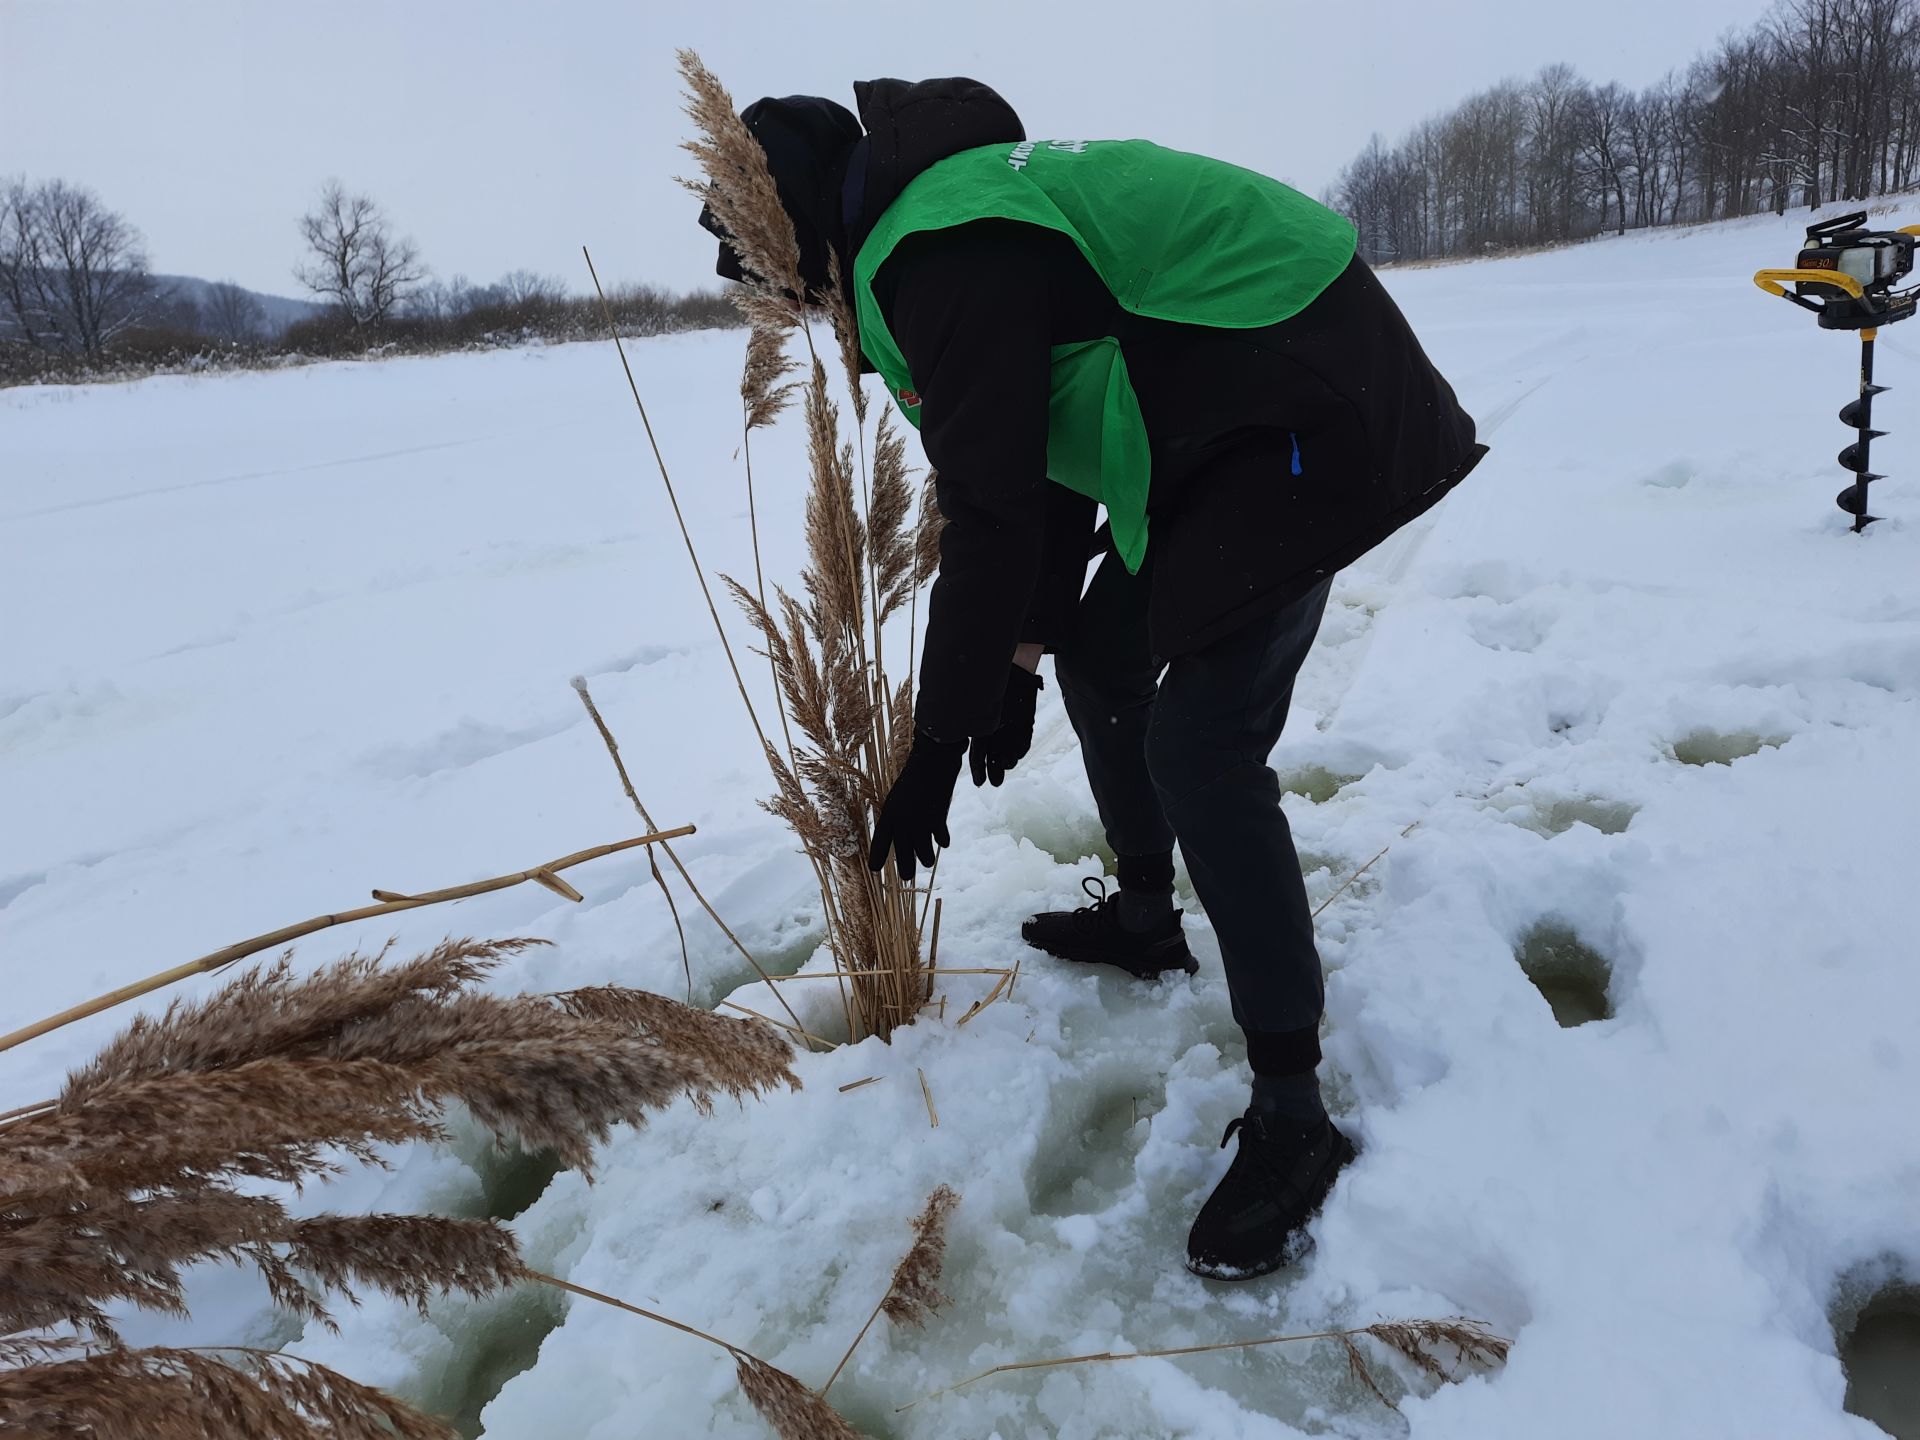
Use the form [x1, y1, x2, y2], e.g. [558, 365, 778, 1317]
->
[868, 730, 966, 882]
[969, 664, 1044, 788]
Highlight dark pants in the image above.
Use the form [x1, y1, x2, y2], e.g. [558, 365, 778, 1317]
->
[1054, 542, 1333, 1076]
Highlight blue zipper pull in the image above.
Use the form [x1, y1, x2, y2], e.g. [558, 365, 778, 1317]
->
[1289, 431, 1303, 477]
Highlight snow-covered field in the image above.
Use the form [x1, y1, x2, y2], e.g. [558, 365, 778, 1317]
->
[6, 207, 1920, 1439]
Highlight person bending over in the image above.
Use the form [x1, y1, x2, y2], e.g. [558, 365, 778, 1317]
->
[697, 78, 1484, 1281]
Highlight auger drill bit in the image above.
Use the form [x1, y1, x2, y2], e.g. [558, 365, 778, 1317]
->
[1836, 329, 1887, 530]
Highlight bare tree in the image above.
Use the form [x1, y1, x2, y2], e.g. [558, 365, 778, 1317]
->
[1581, 82, 1634, 235]
[202, 280, 266, 343]
[294, 181, 424, 326]
[0, 177, 51, 347]
[495, 268, 564, 305]
[0, 179, 153, 358]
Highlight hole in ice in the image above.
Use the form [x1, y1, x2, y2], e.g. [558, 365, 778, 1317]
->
[1840, 1284, 1920, 1440]
[700, 924, 824, 1008]
[1301, 848, 1381, 915]
[474, 1146, 563, 1223]
[1465, 603, 1551, 654]
[426, 1145, 567, 1434]
[1537, 797, 1637, 835]
[1018, 810, 1118, 874]
[1491, 792, 1638, 837]
[1296, 849, 1344, 881]
[1515, 923, 1614, 1027]
[1643, 459, 1697, 489]
[1276, 766, 1362, 804]
[1027, 1082, 1154, 1217]
[437, 1283, 568, 1439]
[1670, 731, 1786, 767]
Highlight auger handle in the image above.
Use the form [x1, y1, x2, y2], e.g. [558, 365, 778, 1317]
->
[1754, 267, 1867, 300]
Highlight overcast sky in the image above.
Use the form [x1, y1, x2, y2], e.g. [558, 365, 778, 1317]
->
[3, 0, 1772, 299]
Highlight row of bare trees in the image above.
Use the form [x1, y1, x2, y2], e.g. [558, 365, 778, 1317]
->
[1335, 0, 1920, 263]
[1, 176, 737, 382]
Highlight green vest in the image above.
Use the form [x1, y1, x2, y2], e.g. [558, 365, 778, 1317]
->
[853, 139, 1358, 573]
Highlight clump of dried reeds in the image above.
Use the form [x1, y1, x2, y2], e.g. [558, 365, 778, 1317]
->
[0, 938, 810, 1439]
[678, 48, 945, 1042]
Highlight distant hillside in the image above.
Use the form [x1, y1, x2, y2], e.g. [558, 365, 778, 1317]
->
[152, 275, 323, 335]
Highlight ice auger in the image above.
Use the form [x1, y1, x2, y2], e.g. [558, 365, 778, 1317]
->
[1754, 210, 1920, 530]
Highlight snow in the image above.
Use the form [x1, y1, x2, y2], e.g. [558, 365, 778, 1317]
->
[5, 206, 1920, 1438]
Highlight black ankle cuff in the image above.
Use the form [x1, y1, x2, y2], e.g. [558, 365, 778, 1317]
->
[1245, 1026, 1322, 1077]
[1116, 850, 1175, 893]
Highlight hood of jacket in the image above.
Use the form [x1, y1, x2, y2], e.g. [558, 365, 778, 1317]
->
[698, 78, 1022, 301]
[843, 77, 1025, 259]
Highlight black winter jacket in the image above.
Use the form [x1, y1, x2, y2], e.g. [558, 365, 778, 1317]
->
[842, 80, 1486, 740]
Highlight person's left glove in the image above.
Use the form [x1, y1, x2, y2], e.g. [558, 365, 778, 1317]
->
[868, 730, 967, 882]
[969, 664, 1044, 788]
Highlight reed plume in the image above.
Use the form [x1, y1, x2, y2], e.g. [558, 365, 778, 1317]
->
[869, 410, 915, 625]
[823, 251, 868, 426]
[677, 50, 804, 307]
[2, 939, 800, 1436]
[1340, 1317, 1511, 1405]
[0, 1346, 458, 1440]
[735, 1354, 868, 1440]
[822, 1185, 959, 1395]
[743, 321, 800, 431]
[879, 1185, 958, 1327]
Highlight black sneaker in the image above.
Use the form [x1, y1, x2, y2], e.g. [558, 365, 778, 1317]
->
[1185, 1111, 1356, 1281]
[1021, 877, 1199, 979]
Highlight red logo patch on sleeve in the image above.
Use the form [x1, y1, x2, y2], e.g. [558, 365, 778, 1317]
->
[896, 387, 922, 408]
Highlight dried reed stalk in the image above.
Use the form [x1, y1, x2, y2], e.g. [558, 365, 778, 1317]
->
[0, 827, 694, 1056]
[582, 245, 777, 765]
[528, 1270, 867, 1440]
[1311, 821, 1421, 920]
[570, 676, 816, 1042]
[916, 1069, 938, 1129]
[955, 968, 1014, 1027]
[822, 1186, 959, 1395]
[906, 1316, 1510, 1409]
[767, 966, 1007, 983]
[570, 676, 693, 997]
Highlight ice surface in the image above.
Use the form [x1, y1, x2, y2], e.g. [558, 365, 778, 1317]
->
[6, 206, 1920, 1437]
